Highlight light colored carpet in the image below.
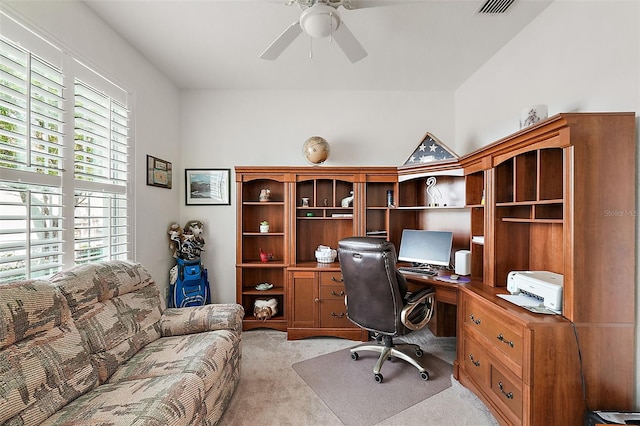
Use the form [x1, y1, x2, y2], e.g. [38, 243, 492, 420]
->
[293, 348, 452, 426]
[219, 328, 499, 425]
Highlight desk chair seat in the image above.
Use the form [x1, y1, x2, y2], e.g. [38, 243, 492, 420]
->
[338, 237, 436, 383]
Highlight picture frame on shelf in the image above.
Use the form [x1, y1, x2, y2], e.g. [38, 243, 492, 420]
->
[185, 168, 231, 205]
[147, 155, 172, 189]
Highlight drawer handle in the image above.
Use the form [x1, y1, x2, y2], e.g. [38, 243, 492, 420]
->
[314, 298, 320, 303]
[331, 275, 344, 283]
[497, 334, 514, 348]
[498, 382, 514, 399]
[469, 314, 481, 325]
[331, 312, 345, 318]
[469, 354, 480, 367]
[331, 290, 345, 297]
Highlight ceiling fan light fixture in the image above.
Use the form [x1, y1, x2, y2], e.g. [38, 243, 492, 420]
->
[300, 4, 341, 38]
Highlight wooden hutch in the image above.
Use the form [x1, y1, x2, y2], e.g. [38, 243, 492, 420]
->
[236, 112, 636, 425]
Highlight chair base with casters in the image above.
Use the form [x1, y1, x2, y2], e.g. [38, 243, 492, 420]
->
[337, 236, 437, 384]
[350, 334, 429, 383]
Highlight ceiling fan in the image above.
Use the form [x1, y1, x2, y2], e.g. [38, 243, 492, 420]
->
[260, 0, 400, 63]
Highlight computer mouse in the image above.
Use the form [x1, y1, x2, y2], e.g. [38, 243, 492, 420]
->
[450, 274, 459, 280]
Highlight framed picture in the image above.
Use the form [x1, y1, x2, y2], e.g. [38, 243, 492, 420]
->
[147, 155, 172, 189]
[185, 168, 231, 205]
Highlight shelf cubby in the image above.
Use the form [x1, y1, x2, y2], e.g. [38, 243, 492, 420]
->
[538, 148, 563, 201]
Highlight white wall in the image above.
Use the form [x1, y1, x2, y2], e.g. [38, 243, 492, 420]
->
[2, 0, 182, 288]
[453, 0, 640, 408]
[455, 0, 639, 154]
[179, 89, 454, 303]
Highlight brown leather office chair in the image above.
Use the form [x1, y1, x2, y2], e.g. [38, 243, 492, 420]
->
[338, 237, 436, 383]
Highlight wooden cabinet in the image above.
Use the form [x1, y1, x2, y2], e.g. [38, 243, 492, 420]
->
[235, 171, 290, 331]
[458, 287, 583, 425]
[455, 112, 636, 425]
[287, 265, 367, 340]
[236, 167, 396, 339]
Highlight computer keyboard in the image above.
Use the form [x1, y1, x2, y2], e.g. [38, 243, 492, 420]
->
[398, 266, 437, 277]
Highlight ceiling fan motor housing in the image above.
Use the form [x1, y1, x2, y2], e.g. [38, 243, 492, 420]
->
[300, 3, 341, 38]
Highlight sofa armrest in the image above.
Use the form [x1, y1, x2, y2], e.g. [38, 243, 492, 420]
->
[160, 303, 244, 337]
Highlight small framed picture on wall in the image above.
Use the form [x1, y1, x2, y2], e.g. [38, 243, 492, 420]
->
[147, 155, 172, 189]
[185, 168, 231, 205]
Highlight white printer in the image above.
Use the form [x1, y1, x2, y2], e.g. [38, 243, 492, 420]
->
[506, 271, 563, 313]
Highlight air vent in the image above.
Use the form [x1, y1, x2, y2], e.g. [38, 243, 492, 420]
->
[477, 0, 516, 14]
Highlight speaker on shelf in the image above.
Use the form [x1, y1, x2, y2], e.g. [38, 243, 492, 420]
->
[455, 250, 471, 276]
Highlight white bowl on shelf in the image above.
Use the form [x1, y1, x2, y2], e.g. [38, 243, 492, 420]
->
[315, 249, 337, 263]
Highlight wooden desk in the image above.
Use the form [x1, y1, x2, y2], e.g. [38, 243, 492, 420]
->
[404, 273, 465, 337]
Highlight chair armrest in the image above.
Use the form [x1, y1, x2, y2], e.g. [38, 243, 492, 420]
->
[404, 286, 435, 304]
[160, 303, 244, 337]
[401, 286, 435, 331]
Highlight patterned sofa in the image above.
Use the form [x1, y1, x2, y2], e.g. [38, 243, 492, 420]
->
[0, 260, 244, 425]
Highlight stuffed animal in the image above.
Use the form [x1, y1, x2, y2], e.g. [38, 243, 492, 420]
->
[254, 298, 278, 321]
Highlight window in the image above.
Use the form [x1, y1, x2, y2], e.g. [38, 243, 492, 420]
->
[0, 14, 132, 283]
[73, 78, 130, 263]
[0, 183, 63, 281]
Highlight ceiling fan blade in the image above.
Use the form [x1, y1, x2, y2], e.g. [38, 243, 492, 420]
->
[343, 0, 422, 10]
[259, 21, 303, 60]
[332, 23, 367, 63]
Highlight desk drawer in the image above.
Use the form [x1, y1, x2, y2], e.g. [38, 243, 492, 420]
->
[461, 331, 524, 425]
[461, 334, 491, 386]
[463, 297, 524, 369]
[319, 298, 351, 328]
[490, 363, 523, 422]
[320, 285, 346, 300]
[319, 271, 344, 286]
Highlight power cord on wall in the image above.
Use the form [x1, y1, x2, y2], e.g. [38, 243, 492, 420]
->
[570, 321, 590, 413]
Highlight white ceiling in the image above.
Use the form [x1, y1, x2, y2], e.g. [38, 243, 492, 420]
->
[83, 0, 552, 91]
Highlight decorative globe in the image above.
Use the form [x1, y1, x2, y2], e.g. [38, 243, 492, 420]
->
[302, 136, 330, 165]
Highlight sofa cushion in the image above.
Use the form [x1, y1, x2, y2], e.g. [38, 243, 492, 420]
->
[41, 373, 205, 426]
[107, 329, 240, 395]
[50, 260, 163, 383]
[0, 280, 99, 425]
[160, 304, 244, 336]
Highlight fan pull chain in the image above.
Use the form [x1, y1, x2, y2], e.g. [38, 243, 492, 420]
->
[329, 11, 333, 42]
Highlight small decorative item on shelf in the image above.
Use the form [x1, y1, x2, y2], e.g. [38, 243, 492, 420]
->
[260, 248, 274, 263]
[259, 188, 271, 202]
[302, 136, 330, 165]
[254, 298, 278, 321]
[301, 197, 310, 207]
[341, 190, 354, 207]
[386, 190, 394, 207]
[426, 177, 443, 207]
[520, 104, 548, 128]
[255, 282, 273, 291]
[260, 221, 269, 233]
[315, 245, 337, 263]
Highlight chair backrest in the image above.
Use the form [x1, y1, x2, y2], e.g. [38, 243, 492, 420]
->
[338, 237, 408, 336]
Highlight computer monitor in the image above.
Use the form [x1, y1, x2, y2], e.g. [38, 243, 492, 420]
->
[397, 229, 453, 268]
